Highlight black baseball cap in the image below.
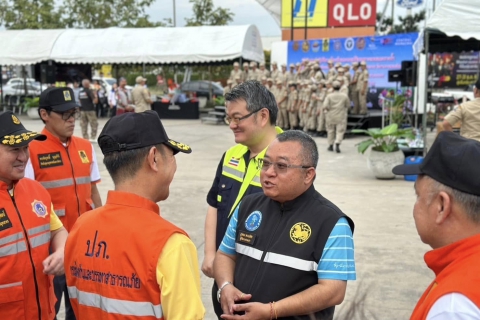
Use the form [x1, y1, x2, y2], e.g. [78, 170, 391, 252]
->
[0, 111, 46, 147]
[98, 110, 192, 155]
[392, 131, 480, 196]
[39, 87, 78, 112]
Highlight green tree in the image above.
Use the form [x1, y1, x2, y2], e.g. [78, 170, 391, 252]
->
[185, 0, 234, 26]
[0, 0, 66, 29]
[376, 10, 425, 34]
[62, 0, 169, 28]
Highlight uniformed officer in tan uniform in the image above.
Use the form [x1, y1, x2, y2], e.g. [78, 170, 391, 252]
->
[247, 62, 261, 81]
[314, 64, 325, 83]
[233, 75, 242, 88]
[327, 60, 337, 81]
[131, 76, 152, 113]
[258, 62, 270, 79]
[324, 80, 350, 153]
[287, 82, 299, 129]
[241, 62, 249, 82]
[335, 68, 349, 86]
[443, 80, 480, 141]
[224, 79, 233, 95]
[305, 88, 318, 133]
[270, 62, 280, 82]
[358, 61, 369, 115]
[229, 62, 243, 82]
[337, 76, 349, 96]
[275, 80, 289, 129]
[287, 64, 296, 83]
[299, 83, 311, 128]
[278, 64, 288, 85]
[316, 80, 328, 136]
[261, 76, 268, 88]
[335, 62, 342, 73]
[343, 64, 352, 84]
[350, 62, 361, 114]
[266, 78, 274, 91]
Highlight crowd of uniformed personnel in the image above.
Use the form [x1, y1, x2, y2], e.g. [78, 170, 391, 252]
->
[226, 60, 370, 153]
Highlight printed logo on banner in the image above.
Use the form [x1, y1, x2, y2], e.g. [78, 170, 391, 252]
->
[334, 40, 342, 51]
[322, 38, 330, 52]
[281, 0, 328, 28]
[345, 38, 355, 51]
[356, 37, 366, 50]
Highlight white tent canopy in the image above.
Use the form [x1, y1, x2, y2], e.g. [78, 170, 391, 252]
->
[0, 25, 265, 66]
[426, 0, 480, 40]
[255, 0, 281, 26]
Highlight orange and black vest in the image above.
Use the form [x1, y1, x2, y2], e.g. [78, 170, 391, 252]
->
[29, 128, 94, 232]
[64, 191, 187, 319]
[0, 179, 56, 320]
[411, 234, 480, 319]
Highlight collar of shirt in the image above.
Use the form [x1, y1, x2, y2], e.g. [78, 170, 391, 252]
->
[105, 190, 160, 216]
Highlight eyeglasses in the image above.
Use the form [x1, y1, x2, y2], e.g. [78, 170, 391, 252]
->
[225, 108, 263, 125]
[51, 109, 81, 121]
[259, 159, 312, 173]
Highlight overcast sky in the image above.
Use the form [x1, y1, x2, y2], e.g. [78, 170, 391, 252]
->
[147, 0, 441, 37]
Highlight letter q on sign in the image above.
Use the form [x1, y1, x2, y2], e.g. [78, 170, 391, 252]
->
[328, 0, 376, 27]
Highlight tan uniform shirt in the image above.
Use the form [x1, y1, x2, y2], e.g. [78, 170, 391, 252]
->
[258, 69, 270, 79]
[357, 69, 369, 92]
[327, 68, 337, 81]
[345, 73, 352, 84]
[315, 71, 325, 83]
[276, 87, 288, 109]
[287, 90, 298, 111]
[131, 86, 151, 113]
[287, 72, 296, 83]
[241, 70, 249, 82]
[340, 85, 349, 96]
[229, 69, 244, 81]
[271, 69, 280, 82]
[445, 98, 480, 141]
[324, 91, 350, 123]
[247, 69, 261, 81]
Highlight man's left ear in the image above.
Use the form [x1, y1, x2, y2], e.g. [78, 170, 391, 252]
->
[436, 191, 452, 224]
[305, 168, 316, 183]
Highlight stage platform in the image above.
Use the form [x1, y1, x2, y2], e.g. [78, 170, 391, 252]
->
[347, 110, 423, 133]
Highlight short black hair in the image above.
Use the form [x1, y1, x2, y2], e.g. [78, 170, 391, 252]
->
[103, 143, 165, 184]
[277, 130, 319, 168]
[225, 80, 278, 125]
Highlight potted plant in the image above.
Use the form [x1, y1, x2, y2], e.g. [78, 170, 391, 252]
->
[352, 124, 415, 179]
[23, 97, 40, 119]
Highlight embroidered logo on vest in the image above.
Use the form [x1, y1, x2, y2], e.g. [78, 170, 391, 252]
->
[78, 150, 90, 164]
[31, 200, 47, 218]
[290, 222, 311, 244]
[85, 230, 110, 259]
[245, 211, 262, 232]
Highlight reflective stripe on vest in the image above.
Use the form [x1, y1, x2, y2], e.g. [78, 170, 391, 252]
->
[0, 231, 23, 246]
[236, 244, 318, 272]
[56, 209, 66, 217]
[40, 178, 74, 189]
[68, 286, 163, 318]
[76, 177, 91, 185]
[264, 252, 318, 272]
[28, 223, 50, 236]
[0, 240, 27, 257]
[0, 281, 22, 289]
[236, 243, 263, 260]
[30, 233, 51, 249]
[222, 166, 244, 181]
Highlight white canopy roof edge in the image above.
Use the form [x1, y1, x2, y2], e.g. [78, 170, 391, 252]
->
[425, 0, 480, 40]
[0, 25, 265, 66]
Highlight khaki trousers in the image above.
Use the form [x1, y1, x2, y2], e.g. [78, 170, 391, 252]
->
[80, 111, 98, 140]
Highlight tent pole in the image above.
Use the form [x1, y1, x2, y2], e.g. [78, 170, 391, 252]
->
[422, 30, 429, 157]
[304, 0, 308, 39]
[0, 65, 3, 108]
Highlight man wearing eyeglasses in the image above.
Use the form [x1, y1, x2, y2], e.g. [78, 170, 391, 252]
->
[25, 87, 102, 320]
[202, 81, 283, 319]
[214, 130, 356, 320]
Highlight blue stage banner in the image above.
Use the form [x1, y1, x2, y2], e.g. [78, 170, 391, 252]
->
[287, 33, 418, 109]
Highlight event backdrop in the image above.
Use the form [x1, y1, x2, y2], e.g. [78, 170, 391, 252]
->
[287, 32, 418, 109]
[428, 52, 479, 88]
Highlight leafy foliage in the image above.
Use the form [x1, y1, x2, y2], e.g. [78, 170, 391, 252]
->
[352, 124, 415, 154]
[0, 0, 66, 29]
[185, 0, 234, 26]
[23, 97, 39, 112]
[376, 10, 426, 34]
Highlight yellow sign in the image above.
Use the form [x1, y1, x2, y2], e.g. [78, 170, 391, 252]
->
[281, 0, 328, 28]
[101, 65, 112, 77]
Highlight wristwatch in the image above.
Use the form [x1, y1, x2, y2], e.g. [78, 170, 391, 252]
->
[217, 281, 232, 303]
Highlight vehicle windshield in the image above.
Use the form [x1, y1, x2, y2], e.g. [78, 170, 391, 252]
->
[105, 79, 117, 85]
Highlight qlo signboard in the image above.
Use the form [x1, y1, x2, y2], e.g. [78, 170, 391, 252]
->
[328, 0, 376, 27]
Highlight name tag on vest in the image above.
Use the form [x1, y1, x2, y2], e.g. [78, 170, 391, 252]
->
[0, 208, 13, 231]
[238, 230, 257, 246]
[38, 152, 64, 169]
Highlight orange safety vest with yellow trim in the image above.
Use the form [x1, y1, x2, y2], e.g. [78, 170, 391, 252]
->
[410, 234, 480, 319]
[29, 129, 94, 232]
[0, 178, 56, 320]
[64, 191, 187, 319]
